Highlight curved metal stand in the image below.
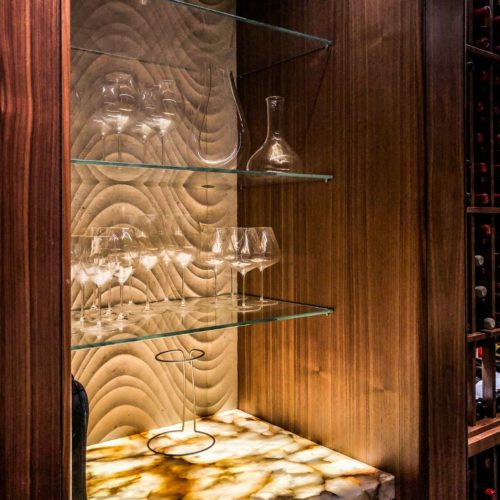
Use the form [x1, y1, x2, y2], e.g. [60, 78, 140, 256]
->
[147, 348, 216, 457]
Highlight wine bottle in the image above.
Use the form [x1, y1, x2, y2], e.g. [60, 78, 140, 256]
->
[480, 223, 493, 236]
[475, 38, 491, 49]
[477, 131, 486, 144]
[481, 69, 491, 81]
[476, 254, 485, 266]
[72, 376, 89, 500]
[475, 5, 491, 16]
[483, 317, 496, 329]
[477, 163, 489, 174]
[475, 193, 491, 205]
[479, 487, 497, 500]
[476, 285, 488, 297]
[478, 101, 486, 113]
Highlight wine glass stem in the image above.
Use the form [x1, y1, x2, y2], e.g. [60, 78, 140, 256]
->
[214, 268, 218, 303]
[101, 134, 106, 161]
[107, 282, 112, 312]
[143, 140, 147, 162]
[260, 269, 264, 302]
[230, 268, 234, 300]
[97, 286, 102, 327]
[181, 267, 185, 306]
[145, 275, 151, 311]
[120, 283, 124, 317]
[128, 281, 133, 305]
[118, 133, 122, 161]
[161, 134, 165, 164]
[242, 272, 246, 307]
[80, 282, 85, 322]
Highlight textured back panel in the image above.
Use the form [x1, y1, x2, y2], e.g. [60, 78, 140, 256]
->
[70, 0, 238, 445]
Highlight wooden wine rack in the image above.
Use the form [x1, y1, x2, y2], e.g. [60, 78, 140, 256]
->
[467, 1, 500, 474]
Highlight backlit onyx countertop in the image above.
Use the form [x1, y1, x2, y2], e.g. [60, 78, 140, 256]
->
[86, 409, 395, 499]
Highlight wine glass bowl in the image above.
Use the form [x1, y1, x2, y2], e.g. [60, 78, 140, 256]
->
[99, 71, 139, 161]
[251, 227, 281, 306]
[79, 234, 117, 331]
[226, 227, 261, 312]
[200, 227, 227, 305]
[142, 80, 183, 165]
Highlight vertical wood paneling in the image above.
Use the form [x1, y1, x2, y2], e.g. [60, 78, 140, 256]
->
[426, 0, 467, 497]
[238, 0, 430, 497]
[0, 0, 70, 497]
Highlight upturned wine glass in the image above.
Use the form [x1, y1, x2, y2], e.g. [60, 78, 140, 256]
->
[100, 72, 139, 161]
[80, 235, 117, 329]
[226, 227, 261, 312]
[200, 227, 226, 305]
[142, 80, 183, 165]
[251, 227, 281, 306]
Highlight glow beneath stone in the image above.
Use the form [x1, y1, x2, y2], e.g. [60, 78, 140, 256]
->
[86, 409, 395, 499]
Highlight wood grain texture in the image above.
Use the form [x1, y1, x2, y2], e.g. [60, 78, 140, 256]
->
[0, 0, 70, 498]
[237, 0, 427, 497]
[425, 0, 467, 496]
[70, 0, 238, 445]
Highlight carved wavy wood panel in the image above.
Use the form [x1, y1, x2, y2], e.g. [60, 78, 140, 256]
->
[70, 0, 237, 445]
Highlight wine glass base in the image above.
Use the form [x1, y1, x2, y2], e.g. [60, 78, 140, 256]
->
[248, 297, 279, 307]
[234, 303, 262, 313]
[78, 320, 118, 335]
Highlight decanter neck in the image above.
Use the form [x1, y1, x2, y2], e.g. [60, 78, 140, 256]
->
[266, 96, 285, 140]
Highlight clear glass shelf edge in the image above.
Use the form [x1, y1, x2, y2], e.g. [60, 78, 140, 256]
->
[71, 296, 334, 351]
[71, 159, 333, 185]
[166, 0, 333, 48]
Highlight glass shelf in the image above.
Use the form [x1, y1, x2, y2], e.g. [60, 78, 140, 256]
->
[71, 0, 332, 77]
[71, 159, 333, 187]
[70, 296, 333, 351]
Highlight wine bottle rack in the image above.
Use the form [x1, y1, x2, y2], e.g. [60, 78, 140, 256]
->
[468, 446, 498, 499]
[466, 0, 500, 453]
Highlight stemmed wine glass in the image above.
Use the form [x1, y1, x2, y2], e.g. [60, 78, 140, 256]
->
[200, 227, 226, 305]
[80, 235, 117, 330]
[251, 227, 281, 306]
[100, 72, 139, 161]
[71, 235, 90, 324]
[142, 80, 183, 165]
[134, 215, 163, 313]
[226, 227, 261, 312]
[106, 226, 141, 321]
[165, 219, 199, 307]
[131, 121, 155, 162]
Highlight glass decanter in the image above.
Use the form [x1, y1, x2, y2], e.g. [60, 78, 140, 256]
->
[247, 96, 303, 172]
[193, 64, 250, 168]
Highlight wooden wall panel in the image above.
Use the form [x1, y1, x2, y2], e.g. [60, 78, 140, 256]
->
[425, 0, 467, 497]
[237, 0, 429, 497]
[0, 0, 70, 498]
[70, 0, 238, 445]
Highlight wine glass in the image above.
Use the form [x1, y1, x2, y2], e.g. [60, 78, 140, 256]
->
[131, 121, 155, 162]
[226, 227, 261, 312]
[142, 80, 183, 165]
[100, 72, 138, 161]
[71, 236, 90, 324]
[200, 227, 226, 305]
[134, 215, 163, 313]
[91, 227, 118, 318]
[106, 226, 141, 321]
[251, 227, 281, 306]
[165, 219, 199, 307]
[80, 235, 117, 330]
